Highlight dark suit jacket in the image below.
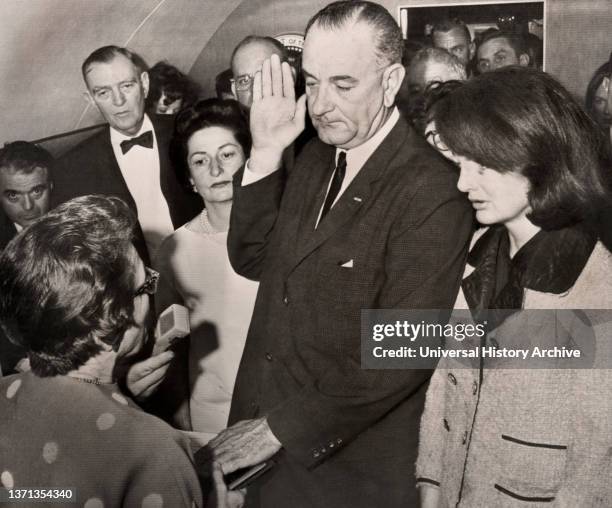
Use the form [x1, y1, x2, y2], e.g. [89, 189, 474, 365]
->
[0, 211, 17, 251]
[227, 117, 473, 507]
[53, 114, 202, 263]
[0, 212, 27, 376]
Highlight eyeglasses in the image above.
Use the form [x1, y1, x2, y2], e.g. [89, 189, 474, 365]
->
[424, 129, 450, 153]
[230, 73, 254, 92]
[134, 267, 159, 297]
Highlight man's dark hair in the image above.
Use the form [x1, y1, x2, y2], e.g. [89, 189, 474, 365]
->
[432, 18, 471, 43]
[0, 195, 138, 376]
[0, 141, 54, 175]
[431, 66, 609, 230]
[170, 98, 251, 191]
[478, 29, 529, 60]
[305, 0, 403, 65]
[215, 68, 234, 98]
[230, 36, 289, 70]
[145, 61, 201, 112]
[81, 45, 149, 82]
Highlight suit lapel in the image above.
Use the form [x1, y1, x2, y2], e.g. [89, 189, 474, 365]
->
[289, 118, 409, 273]
[99, 129, 137, 211]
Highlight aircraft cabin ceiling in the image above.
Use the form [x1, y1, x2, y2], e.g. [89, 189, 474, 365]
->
[1, 0, 611, 155]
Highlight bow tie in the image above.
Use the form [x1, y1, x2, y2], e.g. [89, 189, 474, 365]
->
[120, 131, 153, 154]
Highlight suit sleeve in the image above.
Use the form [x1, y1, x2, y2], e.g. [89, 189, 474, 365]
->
[227, 166, 285, 281]
[266, 168, 473, 468]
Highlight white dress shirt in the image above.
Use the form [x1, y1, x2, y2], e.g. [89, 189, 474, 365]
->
[110, 114, 174, 260]
[242, 107, 401, 227]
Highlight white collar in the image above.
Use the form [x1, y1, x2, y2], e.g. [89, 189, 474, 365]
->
[335, 107, 400, 168]
[14, 222, 23, 232]
[110, 113, 154, 145]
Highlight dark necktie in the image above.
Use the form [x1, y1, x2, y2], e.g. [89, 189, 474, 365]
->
[120, 130, 153, 154]
[320, 151, 347, 220]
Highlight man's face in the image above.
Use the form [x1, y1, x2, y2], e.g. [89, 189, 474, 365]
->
[477, 37, 527, 73]
[0, 166, 53, 227]
[408, 60, 464, 94]
[85, 54, 149, 136]
[232, 42, 280, 108]
[432, 27, 474, 67]
[302, 22, 398, 150]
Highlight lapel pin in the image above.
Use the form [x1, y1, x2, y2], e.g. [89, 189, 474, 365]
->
[353, 196, 363, 203]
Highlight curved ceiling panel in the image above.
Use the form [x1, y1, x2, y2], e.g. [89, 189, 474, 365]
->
[0, 0, 242, 151]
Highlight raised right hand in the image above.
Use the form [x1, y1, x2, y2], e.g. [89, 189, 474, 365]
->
[249, 54, 307, 173]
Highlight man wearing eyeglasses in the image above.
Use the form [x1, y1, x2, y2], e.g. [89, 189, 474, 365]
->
[230, 36, 290, 110]
[209, 2, 472, 507]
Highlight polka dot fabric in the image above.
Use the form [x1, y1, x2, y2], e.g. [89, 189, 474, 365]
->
[0, 372, 203, 507]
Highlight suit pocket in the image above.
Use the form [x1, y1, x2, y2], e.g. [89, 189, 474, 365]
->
[496, 433, 567, 502]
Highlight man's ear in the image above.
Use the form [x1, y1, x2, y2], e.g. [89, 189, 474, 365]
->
[468, 41, 476, 61]
[231, 80, 237, 100]
[519, 53, 530, 67]
[83, 91, 95, 106]
[382, 63, 406, 107]
[141, 71, 150, 98]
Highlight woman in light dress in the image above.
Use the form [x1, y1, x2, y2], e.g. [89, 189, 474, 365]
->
[156, 99, 258, 441]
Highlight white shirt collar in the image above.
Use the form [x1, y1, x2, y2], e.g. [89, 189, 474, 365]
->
[14, 222, 23, 232]
[110, 113, 154, 147]
[335, 107, 400, 169]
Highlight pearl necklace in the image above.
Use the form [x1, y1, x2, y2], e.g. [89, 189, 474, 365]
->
[199, 209, 218, 235]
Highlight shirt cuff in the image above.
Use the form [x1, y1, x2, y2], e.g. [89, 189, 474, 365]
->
[241, 159, 278, 186]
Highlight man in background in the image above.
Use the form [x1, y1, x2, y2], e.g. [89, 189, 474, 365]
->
[0, 141, 54, 376]
[476, 29, 530, 74]
[230, 36, 289, 110]
[53, 45, 201, 263]
[432, 18, 475, 69]
[0, 141, 53, 250]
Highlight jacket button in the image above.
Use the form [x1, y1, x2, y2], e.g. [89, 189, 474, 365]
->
[283, 295, 289, 305]
[321, 447, 327, 454]
[329, 442, 335, 448]
[313, 450, 320, 458]
[462, 431, 468, 444]
[336, 438, 343, 445]
[472, 381, 478, 395]
[447, 373, 457, 385]
[443, 418, 450, 431]
[265, 352, 273, 361]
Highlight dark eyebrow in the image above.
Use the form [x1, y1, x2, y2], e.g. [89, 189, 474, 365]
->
[494, 49, 508, 57]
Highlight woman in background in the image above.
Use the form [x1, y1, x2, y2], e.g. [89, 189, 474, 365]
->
[417, 67, 612, 507]
[146, 61, 201, 115]
[586, 57, 611, 138]
[156, 99, 258, 441]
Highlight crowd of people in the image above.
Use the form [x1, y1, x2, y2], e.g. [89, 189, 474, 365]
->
[1, 1, 611, 507]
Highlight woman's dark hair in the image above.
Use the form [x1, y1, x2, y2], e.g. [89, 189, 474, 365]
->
[146, 61, 201, 112]
[170, 98, 251, 190]
[432, 66, 610, 230]
[0, 195, 137, 376]
[585, 59, 611, 124]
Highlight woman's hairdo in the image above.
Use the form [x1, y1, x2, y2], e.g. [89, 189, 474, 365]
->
[0, 195, 137, 376]
[431, 66, 610, 230]
[170, 98, 251, 190]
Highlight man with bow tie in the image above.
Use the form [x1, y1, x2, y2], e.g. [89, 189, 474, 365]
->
[53, 46, 201, 263]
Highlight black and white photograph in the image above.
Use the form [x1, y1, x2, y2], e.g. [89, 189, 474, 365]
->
[0, 0, 611, 507]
